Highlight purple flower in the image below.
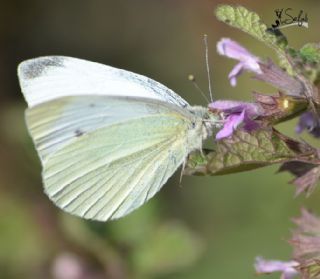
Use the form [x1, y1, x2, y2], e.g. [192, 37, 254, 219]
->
[295, 111, 320, 138]
[255, 257, 299, 279]
[217, 38, 262, 86]
[209, 100, 261, 140]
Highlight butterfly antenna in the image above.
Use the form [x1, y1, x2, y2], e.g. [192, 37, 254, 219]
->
[204, 34, 214, 102]
[188, 74, 210, 103]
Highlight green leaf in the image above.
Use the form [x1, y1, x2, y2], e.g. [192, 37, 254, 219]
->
[297, 43, 320, 84]
[215, 5, 275, 45]
[215, 5, 294, 74]
[185, 129, 315, 176]
[300, 43, 320, 63]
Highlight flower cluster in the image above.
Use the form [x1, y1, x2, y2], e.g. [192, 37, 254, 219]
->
[213, 38, 319, 141]
[209, 5, 320, 279]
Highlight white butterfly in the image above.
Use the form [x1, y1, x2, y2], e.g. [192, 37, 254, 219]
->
[18, 56, 219, 221]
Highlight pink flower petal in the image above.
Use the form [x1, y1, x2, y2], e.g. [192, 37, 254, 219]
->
[217, 38, 262, 86]
[228, 62, 244, 87]
[216, 111, 245, 139]
[217, 38, 254, 61]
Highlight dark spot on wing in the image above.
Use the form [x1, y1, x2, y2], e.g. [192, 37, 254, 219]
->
[75, 129, 84, 137]
[21, 56, 64, 79]
[89, 103, 96, 108]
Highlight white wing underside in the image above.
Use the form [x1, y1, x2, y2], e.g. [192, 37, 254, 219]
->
[26, 96, 198, 221]
[18, 56, 189, 108]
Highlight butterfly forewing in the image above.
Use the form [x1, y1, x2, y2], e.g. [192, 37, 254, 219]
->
[18, 56, 189, 108]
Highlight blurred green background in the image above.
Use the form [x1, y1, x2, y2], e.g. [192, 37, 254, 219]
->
[0, 0, 320, 278]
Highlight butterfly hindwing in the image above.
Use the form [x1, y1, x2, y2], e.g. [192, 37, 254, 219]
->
[26, 96, 202, 221]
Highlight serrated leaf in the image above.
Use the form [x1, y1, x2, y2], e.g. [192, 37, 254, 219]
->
[215, 5, 275, 45]
[185, 129, 315, 176]
[215, 5, 294, 74]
